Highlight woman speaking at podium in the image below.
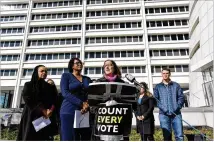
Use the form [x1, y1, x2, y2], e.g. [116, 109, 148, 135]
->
[96, 60, 125, 83]
[91, 60, 130, 141]
[60, 58, 91, 141]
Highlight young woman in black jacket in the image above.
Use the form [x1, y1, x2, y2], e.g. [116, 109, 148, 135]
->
[135, 82, 155, 141]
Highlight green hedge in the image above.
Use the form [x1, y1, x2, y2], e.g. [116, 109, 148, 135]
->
[1, 126, 213, 141]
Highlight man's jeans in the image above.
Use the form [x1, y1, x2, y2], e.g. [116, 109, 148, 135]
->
[159, 114, 184, 141]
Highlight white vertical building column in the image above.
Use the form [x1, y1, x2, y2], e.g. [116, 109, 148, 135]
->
[80, 0, 87, 74]
[140, 0, 153, 92]
[12, 0, 32, 108]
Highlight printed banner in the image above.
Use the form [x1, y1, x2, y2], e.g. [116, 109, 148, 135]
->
[94, 103, 132, 136]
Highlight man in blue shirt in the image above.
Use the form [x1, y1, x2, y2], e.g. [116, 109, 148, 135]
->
[154, 68, 184, 141]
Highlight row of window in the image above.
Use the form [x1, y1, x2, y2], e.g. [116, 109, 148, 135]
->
[1, 65, 189, 77]
[34, 0, 82, 8]
[85, 66, 145, 75]
[86, 36, 143, 44]
[1, 55, 20, 61]
[23, 68, 69, 76]
[0, 49, 188, 62]
[25, 53, 80, 61]
[32, 12, 82, 20]
[87, 0, 139, 5]
[86, 22, 141, 30]
[148, 34, 189, 42]
[85, 50, 144, 59]
[0, 34, 188, 48]
[151, 65, 189, 73]
[145, 6, 189, 14]
[150, 49, 189, 57]
[0, 15, 26, 22]
[28, 38, 81, 47]
[27, 36, 143, 46]
[0, 50, 188, 62]
[1, 4, 28, 10]
[24, 50, 144, 61]
[1, 28, 24, 34]
[121, 66, 146, 74]
[86, 9, 140, 17]
[1, 70, 17, 76]
[30, 25, 81, 33]
[147, 20, 188, 28]
[1, 41, 22, 48]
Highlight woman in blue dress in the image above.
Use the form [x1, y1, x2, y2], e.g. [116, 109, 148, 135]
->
[60, 58, 91, 141]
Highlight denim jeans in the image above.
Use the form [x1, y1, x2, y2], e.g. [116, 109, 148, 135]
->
[159, 114, 184, 141]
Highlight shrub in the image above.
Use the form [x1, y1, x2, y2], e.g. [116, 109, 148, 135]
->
[1, 126, 213, 141]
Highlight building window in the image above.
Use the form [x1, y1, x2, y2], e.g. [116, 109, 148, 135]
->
[145, 6, 189, 14]
[23, 68, 69, 76]
[202, 67, 214, 106]
[85, 50, 144, 59]
[0, 55, 20, 61]
[28, 38, 81, 47]
[86, 9, 140, 17]
[151, 65, 189, 73]
[86, 22, 141, 30]
[0, 69, 17, 76]
[34, 1, 82, 8]
[1, 4, 28, 10]
[150, 49, 189, 57]
[148, 34, 189, 42]
[86, 36, 143, 44]
[0, 91, 13, 108]
[87, 0, 139, 5]
[25, 53, 80, 61]
[32, 12, 82, 20]
[147, 20, 188, 28]
[1, 28, 24, 34]
[0, 41, 22, 47]
[0, 15, 26, 22]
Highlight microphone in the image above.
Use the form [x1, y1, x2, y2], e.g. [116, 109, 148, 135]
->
[125, 74, 144, 89]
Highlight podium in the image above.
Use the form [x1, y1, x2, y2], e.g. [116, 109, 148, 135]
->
[88, 82, 138, 105]
[88, 82, 138, 141]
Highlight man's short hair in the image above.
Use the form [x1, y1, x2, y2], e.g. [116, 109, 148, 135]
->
[162, 67, 171, 74]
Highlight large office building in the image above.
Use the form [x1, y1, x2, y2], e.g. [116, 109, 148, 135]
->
[1, 0, 190, 108]
[189, 0, 213, 107]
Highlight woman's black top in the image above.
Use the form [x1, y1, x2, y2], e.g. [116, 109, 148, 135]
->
[135, 95, 155, 134]
[17, 81, 58, 140]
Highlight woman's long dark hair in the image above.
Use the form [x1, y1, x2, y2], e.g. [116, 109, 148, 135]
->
[31, 65, 46, 95]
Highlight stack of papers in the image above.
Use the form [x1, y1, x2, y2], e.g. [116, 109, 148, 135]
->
[73, 110, 89, 128]
[32, 116, 51, 132]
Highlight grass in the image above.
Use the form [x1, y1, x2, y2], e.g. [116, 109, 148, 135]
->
[1, 126, 213, 141]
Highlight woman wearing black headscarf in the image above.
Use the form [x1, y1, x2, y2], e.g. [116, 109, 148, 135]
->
[17, 65, 58, 141]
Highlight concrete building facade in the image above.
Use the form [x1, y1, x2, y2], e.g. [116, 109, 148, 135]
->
[189, 0, 213, 107]
[1, 0, 190, 108]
